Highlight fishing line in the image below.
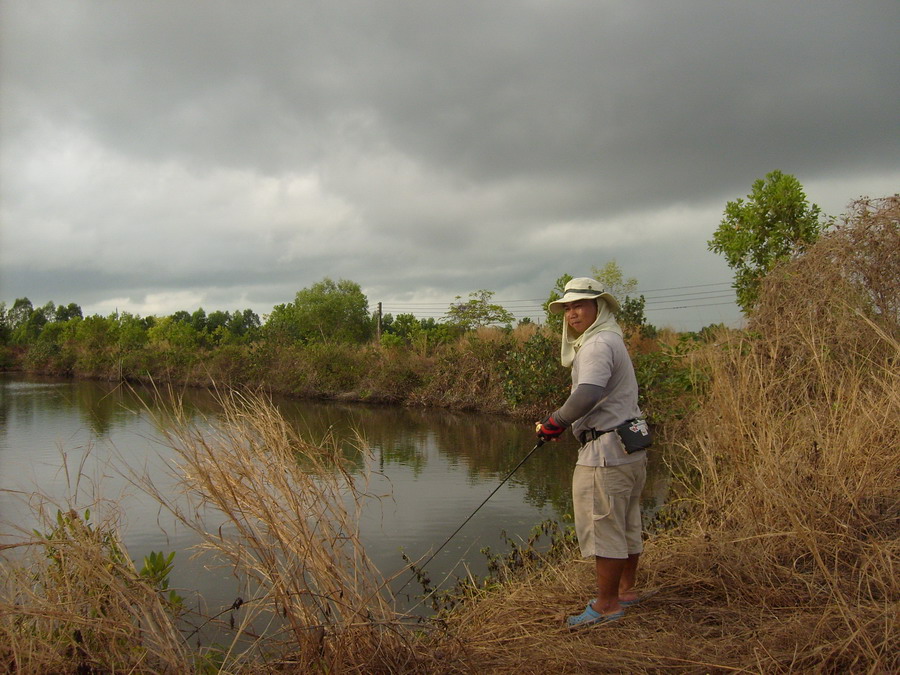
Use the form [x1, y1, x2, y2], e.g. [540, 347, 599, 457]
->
[395, 438, 544, 595]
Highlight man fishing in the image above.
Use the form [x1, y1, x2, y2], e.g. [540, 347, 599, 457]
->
[535, 277, 651, 629]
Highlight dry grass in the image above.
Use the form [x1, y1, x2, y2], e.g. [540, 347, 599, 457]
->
[0, 499, 189, 673]
[135, 388, 441, 673]
[407, 335, 510, 412]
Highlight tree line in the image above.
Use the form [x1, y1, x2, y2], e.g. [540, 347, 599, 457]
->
[0, 264, 660, 354]
[0, 267, 686, 423]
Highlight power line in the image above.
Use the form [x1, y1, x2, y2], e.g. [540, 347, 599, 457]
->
[385, 294, 736, 310]
[382, 300, 738, 320]
[382, 282, 733, 309]
[645, 300, 737, 312]
[644, 293, 735, 307]
[638, 281, 731, 294]
[379, 280, 738, 322]
[642, 289, 733, 301]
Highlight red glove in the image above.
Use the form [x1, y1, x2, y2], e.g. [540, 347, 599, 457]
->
[535, 415, 566, 442]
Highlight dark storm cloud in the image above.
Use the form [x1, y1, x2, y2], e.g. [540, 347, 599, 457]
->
[1, 0, 898, 329]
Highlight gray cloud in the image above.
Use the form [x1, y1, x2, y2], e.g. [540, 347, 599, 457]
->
[2, 0, 898, 330]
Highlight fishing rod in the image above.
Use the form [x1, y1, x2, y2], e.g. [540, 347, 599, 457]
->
[396, 438, 545, 595]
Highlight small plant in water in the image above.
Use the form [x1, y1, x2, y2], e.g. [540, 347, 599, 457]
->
[139, 550, 183, 610]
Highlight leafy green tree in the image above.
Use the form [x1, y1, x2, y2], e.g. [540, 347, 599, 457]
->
[542, 274, 572, 332]
[265, 278, 372, 344]
[619, 295, 650, 338]
[72, 315, 119, 372]
[299, 278, 371, 343]
[591, 260, 638, 301]
[31, 319, 72, 360]
[201, 308, 260, 345]
[54, 303, 83, 322]
[385, 313, 417, 342]
[226, 309, 260, 339]
[378, 312, 395, 333]
[264, 303, 300, 343]
[8, 298, 34, 334]
[708, 170, 826, 313]
[115, 313, 151, 351]
[206, 310, 230, 334]
[190, 308, 208, 333]
[0, 303, 9, 344]
[445, 289, 514, 331]
[407, 316, 455, 354]
[148, 316, 201, 350]
[74, 315, 116, 349]
[378, 312, 454, 351]
[10, 299, 54, 344]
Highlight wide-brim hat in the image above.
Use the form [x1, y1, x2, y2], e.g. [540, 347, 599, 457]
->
[548, 277, 620, 314]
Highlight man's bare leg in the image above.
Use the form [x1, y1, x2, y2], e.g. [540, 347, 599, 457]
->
[591, 556, 626, 615]
[618, 553, 640, 603]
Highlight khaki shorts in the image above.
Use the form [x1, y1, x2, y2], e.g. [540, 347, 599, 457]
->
[572, 458, 647, 559]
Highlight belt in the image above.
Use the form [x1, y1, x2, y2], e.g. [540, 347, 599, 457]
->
[579, 419, 644, 446]
[579, 427, 615, 445]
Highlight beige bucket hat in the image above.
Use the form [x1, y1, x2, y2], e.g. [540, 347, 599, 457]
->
[548, 277, 620, 314]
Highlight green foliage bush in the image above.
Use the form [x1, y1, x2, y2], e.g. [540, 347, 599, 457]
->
[632, 338, 706, 425]
[501, 331, 569, 415]
[302, 342, 369, 395]
[4, 313, 701, 426]
[200, 343, 255, 385]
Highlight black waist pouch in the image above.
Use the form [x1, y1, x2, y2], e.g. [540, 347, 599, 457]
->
[615, 418, 653, 454]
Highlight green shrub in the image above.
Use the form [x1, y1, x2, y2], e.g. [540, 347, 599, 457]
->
[501, 331, 569, 415]
[632, 338, 705, 425]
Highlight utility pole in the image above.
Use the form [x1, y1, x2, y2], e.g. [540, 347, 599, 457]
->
[376, 302, 382, 341]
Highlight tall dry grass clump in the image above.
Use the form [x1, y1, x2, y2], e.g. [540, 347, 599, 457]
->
[139, 389, 431, 673]
[407, 333, 511, 412]
[662, 196, 898, 671]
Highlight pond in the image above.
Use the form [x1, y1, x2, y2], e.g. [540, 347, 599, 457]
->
[0, 374, 671, 626]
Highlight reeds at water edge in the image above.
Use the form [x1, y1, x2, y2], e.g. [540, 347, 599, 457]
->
[134, 387, 432, 672]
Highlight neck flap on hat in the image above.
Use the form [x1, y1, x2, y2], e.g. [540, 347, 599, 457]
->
[560, 298, 623, 367]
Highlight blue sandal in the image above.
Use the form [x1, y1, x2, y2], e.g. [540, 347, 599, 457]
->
[620, 589, 658, 607]
[566, 602, 624, 630]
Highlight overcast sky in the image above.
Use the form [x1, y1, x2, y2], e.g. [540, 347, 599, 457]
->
[1, 1, 898, 331]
